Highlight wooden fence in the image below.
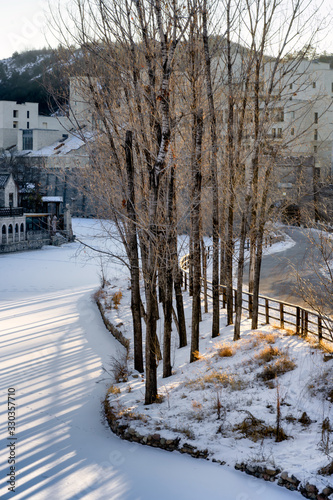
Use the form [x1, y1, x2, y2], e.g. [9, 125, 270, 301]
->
[179, 254, 333, 344]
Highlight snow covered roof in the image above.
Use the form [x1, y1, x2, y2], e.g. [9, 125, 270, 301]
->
[23, 130, 95, 157]
[42, 196, 63, 202]
[0, 174, 10, 188]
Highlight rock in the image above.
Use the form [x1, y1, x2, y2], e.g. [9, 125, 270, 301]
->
[322, 487, 333, 496]
[132, 374, 139, 378]
[265, 468, 279, 476]
[305, 484, 318, 494]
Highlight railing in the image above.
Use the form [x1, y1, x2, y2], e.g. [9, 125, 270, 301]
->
[180, 254, 332, 344]
[0, 207, 24, 217]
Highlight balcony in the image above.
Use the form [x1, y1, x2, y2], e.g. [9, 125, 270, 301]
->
[0, 207, 24, 217]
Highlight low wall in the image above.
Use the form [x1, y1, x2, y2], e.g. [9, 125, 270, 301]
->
[0, 238, 50, 253]
[104, 396, 333, 499]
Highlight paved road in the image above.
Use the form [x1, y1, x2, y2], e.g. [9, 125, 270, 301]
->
[247, 226, 330, 311]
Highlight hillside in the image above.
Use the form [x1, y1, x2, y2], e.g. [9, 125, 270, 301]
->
[0, 48, 68, 115]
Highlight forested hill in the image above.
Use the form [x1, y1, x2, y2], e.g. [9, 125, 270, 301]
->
[0, 49, 67, 116]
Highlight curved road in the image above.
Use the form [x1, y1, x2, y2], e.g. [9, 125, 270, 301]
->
[0, 221, 297, 500]
[248, 226, 330, 310]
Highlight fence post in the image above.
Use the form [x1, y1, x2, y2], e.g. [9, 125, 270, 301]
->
[265, 298, 269, 324]
[318, 316, 322, 342]
[296, 307, 300, 334]
[280, 303, 284, 329]
[301, 310, 304, 336]
[249, 294, 253, 319]
[304, 311, 308, 337]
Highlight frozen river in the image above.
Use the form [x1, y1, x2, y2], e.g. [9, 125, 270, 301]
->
[0, 219, 298, 499]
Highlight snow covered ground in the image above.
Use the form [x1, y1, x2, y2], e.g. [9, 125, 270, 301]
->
[0, 218, 329, 499]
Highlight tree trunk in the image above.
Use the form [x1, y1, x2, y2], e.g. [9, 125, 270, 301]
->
[202, 0, 219, 337]
[190, 109, 203, 362]
[125, 130, 144, 373]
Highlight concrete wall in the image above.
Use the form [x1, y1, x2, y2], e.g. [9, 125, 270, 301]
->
[0, 101, 39, 130]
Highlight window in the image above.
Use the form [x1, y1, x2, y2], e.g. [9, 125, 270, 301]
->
[312, 82, 316, 89]
[13, 110, 18, 118]
[15, 223, 18, 233]
[314, 129, 318, 141]
[42, 122, 48, 129]
[272, 128, 276, 138]
[22, 129, 33, 150]
[13, 121, 18, 128]
[277, 128, 283, 138]
[291, 128, 295, 136]
[289, 83, 293, 90]
[314, 145, 317, 153]
[9, 193, 13, 207]
[275, 108, 284, 122]
[27, 122, 30, 129]
[314, 112, 318, 124]
[2, 225, 6, 234]
[291, 111, 295, 119]
[27, 111, 30, 118]
[20, 223, 24, 233]
[8, 224, 13, 234]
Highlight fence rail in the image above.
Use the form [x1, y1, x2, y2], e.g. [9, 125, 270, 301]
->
[179, 254, 332, 344]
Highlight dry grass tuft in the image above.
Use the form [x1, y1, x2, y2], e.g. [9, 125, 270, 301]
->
[233, 411, 289, 442]
[186, 370, 246, 391]
[252, 331, 277, 345]
[255, 345, 282, 364]
[192, 350, 205, 361]
[106, 384, 121, 396]
[112, 290, 123, 309]
[93, 288, 106, 302]
[258, 355, 296, 381]
[216, 343, 235, 358]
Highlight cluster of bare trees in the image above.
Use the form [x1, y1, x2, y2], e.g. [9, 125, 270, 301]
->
[51, 0, 324, 403]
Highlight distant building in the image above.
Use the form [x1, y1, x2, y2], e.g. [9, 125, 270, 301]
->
[0, 172, 26, 248]
[0, 100, 70, 151]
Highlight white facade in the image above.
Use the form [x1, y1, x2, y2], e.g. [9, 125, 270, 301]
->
[0, 100, 70, 151]
[269, 60, 333, 178]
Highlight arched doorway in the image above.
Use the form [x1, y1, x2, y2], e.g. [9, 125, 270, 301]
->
[2, 224, 7, 244]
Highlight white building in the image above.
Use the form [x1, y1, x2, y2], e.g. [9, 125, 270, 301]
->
[0, 100, 70, 152]
[269, 60, 333, 179]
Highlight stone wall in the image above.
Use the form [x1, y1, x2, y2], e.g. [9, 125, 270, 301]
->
[104, 397, 333, 500]
[95, 298, 130, 350]
[0, 237, 50, 253]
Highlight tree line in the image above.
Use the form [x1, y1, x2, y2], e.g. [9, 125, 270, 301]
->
[49, 0, 325, 404]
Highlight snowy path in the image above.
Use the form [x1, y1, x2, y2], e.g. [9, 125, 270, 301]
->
[0, 221, 298, 499]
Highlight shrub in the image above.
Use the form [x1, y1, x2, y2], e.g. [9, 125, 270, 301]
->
[110, 351, 129, 382]
[233, 411, 288, 442]
[112, 290, 123, 309]
[258, 355, 296, 381]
